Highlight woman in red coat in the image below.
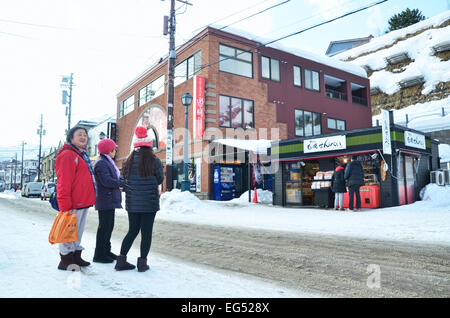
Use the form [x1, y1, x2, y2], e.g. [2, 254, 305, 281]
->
[55, 126, 96, 270]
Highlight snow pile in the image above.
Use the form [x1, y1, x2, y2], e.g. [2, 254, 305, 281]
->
[0, 189, 21, 199]
[439, 144, 450, 163]
[160, 189, 207, 214]
[371, 96, 450, 132]
[419, 183, 450, 207]
[233, 189, 273, 205]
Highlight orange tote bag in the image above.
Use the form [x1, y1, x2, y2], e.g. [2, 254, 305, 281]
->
[48, 211, 78, 244]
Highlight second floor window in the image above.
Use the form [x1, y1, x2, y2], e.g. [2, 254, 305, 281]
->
[327, 118, 346, 131]
[293, 65, 301, 87]
[219, 95, 254, 129]
[261, 56, 280, 81]
[219, 44, 253, 78]
[139, 75, 165, 106]
[174, 50, 202, 87]
[295, 109, 321, 137]
[305, 69, 320, 91]
[119, 94, 135, 118]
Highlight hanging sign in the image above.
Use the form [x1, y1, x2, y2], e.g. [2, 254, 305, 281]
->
[381, 109, 392, 155]
[404, 131, 425, 150]
[304, 135, 346, 153]
[193, 75, 205, 139]
[166, 129, 173, 165]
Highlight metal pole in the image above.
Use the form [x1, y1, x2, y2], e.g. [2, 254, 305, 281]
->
[37, 114, 43, 182]
[181, 105, 190, 191]
[165, 0, 176, 192]
[68, 73, 73, 131]
[20, 141, 25, 189]
[14, 153, 17, 190]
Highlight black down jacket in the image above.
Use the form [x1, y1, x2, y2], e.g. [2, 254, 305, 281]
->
[344, 160, 365, 187]
[124, 151, 164, 213]
[331, 166, 347, 193]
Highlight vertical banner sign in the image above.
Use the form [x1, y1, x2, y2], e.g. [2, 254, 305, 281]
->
[195, 158, 201, 193]
[193, 75, 205, 139]
[381, 109, 392, 155]
[166, 129, 173, 165]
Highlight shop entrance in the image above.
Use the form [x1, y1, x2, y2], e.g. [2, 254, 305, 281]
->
[398, 154, 418, 205]
[284, 161, 319, 206]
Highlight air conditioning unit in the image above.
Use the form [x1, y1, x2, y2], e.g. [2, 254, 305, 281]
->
[430, 171, 445, 186]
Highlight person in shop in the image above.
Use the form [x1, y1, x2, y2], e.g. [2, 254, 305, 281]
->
[344, 156, 364, 211]
[115, 126, 164, 272]
[331, 164, 346, 211]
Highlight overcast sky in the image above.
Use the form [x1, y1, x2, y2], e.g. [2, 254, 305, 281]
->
[0, 0, 448, 160]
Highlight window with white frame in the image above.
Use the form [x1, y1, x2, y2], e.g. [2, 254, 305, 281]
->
[139, 75, 165, 107]
[174, 50, 202, 87]
[295, 109, 321, 137]
[293, 65, 301, 87]
[327, 118, 346, 131]
[261, 56, 280, 81]
[219, 44, 253, 78]
[119, 94, 135, 118]
[305, 69, 320, 91]
[219, 95, 254, 129]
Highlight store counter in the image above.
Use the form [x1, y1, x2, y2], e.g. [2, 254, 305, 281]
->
[342, 185, 380, 208]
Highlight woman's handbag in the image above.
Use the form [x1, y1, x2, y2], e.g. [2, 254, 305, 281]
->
[48, 211, 78, 244]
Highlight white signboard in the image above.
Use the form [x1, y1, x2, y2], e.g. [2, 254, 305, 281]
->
[195, 158, 201, 192]
[304, 135, 346, 153]
[381, 109, 392, 155]
[404, 131, 426, 150]
[166, 129, 173, 165]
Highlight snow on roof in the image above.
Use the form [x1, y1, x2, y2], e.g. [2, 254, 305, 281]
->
[333, 11, 450, 96]
[212, 138, 272, 154]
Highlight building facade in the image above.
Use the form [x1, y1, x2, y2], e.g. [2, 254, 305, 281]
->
[116, 27, 371, 200]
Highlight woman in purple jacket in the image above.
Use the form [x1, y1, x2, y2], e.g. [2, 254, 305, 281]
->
[92, 138, 122, 263]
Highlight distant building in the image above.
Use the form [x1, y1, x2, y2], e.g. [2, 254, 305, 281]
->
[325, 35, 373, 57]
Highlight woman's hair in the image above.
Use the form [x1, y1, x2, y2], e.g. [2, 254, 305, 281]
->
[66, 126, 88, 143]
[122, 146, 155, 179]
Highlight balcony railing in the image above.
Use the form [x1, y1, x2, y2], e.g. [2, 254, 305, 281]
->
[352, 95, 367, 106]
[325, 88, 347, 101]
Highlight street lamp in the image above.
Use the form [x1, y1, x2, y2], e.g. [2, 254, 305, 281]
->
[181, 92, 193, 192]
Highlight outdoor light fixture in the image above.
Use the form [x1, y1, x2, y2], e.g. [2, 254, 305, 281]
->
[181, 92, 193, 192]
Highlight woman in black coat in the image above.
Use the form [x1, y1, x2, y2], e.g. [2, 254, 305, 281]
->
[331, 165, 346, 210]
[115, 126, 164, 272]
[93, 139, 122, 263]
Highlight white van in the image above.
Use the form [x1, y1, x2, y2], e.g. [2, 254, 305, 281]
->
[23, 182, 43, 198]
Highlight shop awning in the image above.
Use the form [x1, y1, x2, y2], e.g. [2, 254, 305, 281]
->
[212, 139, 272, 155]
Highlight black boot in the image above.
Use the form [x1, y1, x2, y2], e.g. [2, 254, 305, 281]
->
[93, 248, 114, 263]
[58, 252, 78, 271]
[73, 250, 91, 267]
[137, 257, 150, 272]
[106, 242, 117, 260]
[115, 255, 135, 271]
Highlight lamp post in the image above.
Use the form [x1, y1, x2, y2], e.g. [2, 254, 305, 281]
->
[181, 92, 193, 192]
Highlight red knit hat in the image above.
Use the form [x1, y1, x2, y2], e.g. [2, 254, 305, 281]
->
[133, 126, 153, 148]
[97, 138, 118, 155]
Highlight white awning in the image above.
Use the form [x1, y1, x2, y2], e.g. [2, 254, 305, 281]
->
[212, 138, 272, 154]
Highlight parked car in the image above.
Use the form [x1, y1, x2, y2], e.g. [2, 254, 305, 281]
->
[22, 182, 43, 198]
[41, 182, 56, 200]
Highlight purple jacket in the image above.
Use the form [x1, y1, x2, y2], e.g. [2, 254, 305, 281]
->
[93, 154, 122, 211]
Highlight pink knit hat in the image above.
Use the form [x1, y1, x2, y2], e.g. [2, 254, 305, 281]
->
[97, 138, 118, 155]
[133, 126, 153, 148]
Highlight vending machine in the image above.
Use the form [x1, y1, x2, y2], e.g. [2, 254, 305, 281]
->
[213, 166, 236, 201]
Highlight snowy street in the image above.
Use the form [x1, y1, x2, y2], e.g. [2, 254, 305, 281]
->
[1, 185, 450, 298]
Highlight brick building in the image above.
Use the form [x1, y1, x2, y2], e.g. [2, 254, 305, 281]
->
[115, 26, 371, 199]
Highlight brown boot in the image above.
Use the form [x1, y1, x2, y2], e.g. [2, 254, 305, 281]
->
[58, 252, 78, 271]
[137, 257, 150, 272]
[73, 250, 91, 267]
[115, 255, 136, 271]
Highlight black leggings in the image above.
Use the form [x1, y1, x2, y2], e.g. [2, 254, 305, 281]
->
[120, 212, 156, 259]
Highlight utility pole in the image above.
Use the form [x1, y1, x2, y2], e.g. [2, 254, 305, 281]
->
[68, 73, 73, 131]
[165, 0, 176, 192]
[13, 153, 17, 190]
[164, 0, 193, 192]
[37, 114, 45, 182]
[20, 141, 26, 189]
[61, 73, 74, 133]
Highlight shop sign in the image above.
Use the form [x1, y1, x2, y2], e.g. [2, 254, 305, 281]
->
[404, 131, 425, 150]
[381, 109, 392, 155]
[193, 75, 205, 139]
[166, 129, 173, 165]
[304, 135, 346, 153]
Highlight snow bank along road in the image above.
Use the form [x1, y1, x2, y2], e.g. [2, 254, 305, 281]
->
[2, 196, 449, 298]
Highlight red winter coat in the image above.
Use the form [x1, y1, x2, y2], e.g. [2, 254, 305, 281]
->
[55, 144, 96, 212]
